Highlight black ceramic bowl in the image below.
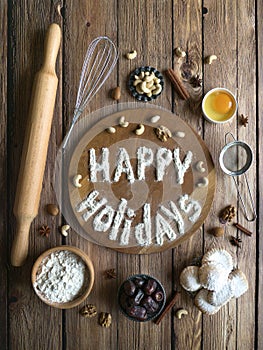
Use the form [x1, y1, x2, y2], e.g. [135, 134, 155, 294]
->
[118, 274, 166, 322]
[128, 66, 164, 102]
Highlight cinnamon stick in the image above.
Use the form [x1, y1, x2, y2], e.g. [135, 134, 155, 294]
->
[154, 291, 180, 325]
[233, 223, 253, 236]
[165, 68, 190, 100]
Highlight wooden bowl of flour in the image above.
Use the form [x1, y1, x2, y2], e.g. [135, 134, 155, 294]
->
[32, 245, 94, 309]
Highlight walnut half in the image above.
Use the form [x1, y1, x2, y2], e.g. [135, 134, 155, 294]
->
[155, 125, 172, 142]
[219, 205, 236, 224]
[99, 312, 112, 327]
[79, 304, 97, 318]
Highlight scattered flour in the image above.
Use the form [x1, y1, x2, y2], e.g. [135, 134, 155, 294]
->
[34, 250, 88, 303]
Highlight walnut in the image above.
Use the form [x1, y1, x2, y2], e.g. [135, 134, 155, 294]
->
[219, 205, 236, 224]
[155, 125, 172, 142]
[99, 312, 112, 327]
[79, 304, 97, 318]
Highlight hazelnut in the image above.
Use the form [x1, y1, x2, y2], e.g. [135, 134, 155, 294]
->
[210, 227, 224, 237]
[46, 204, 59, 216]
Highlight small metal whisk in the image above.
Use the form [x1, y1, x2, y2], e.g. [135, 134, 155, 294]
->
[62, 36, 118, 149]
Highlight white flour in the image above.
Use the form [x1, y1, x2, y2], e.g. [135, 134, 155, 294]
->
[34, 250, 88, 303]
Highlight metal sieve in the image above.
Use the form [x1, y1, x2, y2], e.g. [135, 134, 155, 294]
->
[219, 133, 256, 221]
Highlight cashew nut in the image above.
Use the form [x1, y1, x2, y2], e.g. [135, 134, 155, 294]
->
[73, 174, 82, 188]
[149, 84, 158, 91]
[106, 126, 116, 134]
[205, 55, 217, 64]
[133, 79, 142, 87]
[145, 73, 155, 82]
[61, 225, 70, 237]
[152, 84, 162, 95]
[197, 177, 209, 187]
[146, 92, 152, 98]
[136, 85, 145, 94]
[150, 115, 161, 123]
[126, 50, 137, 60]
[174, 131, 185, 138]
[119, 116, 129, 128]
[175, 309, 188, 319]
[175, 47, 186, 58]
[139, 71, 145, 79]
[135, 124, 145, 135]
[146, 80, 154, 89]
[140, 81, 151, 94]
[196, 160, 206, 173]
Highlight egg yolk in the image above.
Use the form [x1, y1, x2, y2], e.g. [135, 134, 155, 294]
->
[213, 93, 233, 114]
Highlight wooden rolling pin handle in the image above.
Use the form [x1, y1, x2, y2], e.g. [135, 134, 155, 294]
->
[42, 23, 61, 74]
[11, 24, 61, 267]
[11, 218, 32, 267]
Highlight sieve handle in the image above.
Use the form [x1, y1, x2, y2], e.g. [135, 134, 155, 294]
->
[225, 132, 236, 144]
[232, 174, 257, 222]
[223, 132, 257, 222]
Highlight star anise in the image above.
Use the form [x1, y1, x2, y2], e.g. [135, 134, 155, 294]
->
[240, 114, 249, 127]
[230, 236, 242, 248]
[104, 268, 117, 279]
[190, 74, 202, 88]
[39, 225, 51, 237]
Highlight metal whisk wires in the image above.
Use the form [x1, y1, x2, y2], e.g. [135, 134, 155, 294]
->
[63, 36, 118, 149]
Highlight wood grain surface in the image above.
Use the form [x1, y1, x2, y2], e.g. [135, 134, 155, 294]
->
[1, 0, 261, 349]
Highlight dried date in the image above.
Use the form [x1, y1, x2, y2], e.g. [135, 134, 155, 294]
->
[133, 289, 145, 305]
[143, 279, 157, 295]
[127, 306, 147, 320]
[123, 280, 136, 296]
[141, 296, 159, 314]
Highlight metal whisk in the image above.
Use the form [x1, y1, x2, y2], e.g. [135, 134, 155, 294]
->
[62, 36, 118, 149]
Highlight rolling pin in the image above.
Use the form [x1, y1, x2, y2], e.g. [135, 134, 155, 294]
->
[11, 24, 61, 266]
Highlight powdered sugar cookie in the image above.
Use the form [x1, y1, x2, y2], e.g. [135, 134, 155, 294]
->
[229, 269, 248, 298]
[180, 266, 202, 292]
[202, 248, 233, 274]
[207, 279, 234, 306]
[194, 288, 221, 315]
[199, 262, 229, 292]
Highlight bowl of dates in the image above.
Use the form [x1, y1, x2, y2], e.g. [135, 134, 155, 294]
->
[118, 274, 166, 322]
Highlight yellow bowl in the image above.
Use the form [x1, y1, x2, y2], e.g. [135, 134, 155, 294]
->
[202, 88, 237, 124]
[32, 245, 94, 309]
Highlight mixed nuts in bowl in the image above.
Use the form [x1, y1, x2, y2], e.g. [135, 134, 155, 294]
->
[118, 274, 166, 322]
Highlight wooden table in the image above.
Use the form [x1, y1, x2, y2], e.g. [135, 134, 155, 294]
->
[1, 1, 262, 349]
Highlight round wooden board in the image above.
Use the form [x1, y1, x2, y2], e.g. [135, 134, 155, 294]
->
[57, 105, 215, 254]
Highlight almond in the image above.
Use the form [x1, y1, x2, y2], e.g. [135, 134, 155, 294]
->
[112, 86, 121, 100]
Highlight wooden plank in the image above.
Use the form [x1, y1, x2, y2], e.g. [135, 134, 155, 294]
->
[8, 1, 63, 349]
[236, 1, 257, 349]
[0, 1, 8, 348]
[62, 1, 119, 349]
[116, 1, 173, 349]
[257, 1, 263, 348]
[171, 1, 204, 349]
[202, 1, 238, 350]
